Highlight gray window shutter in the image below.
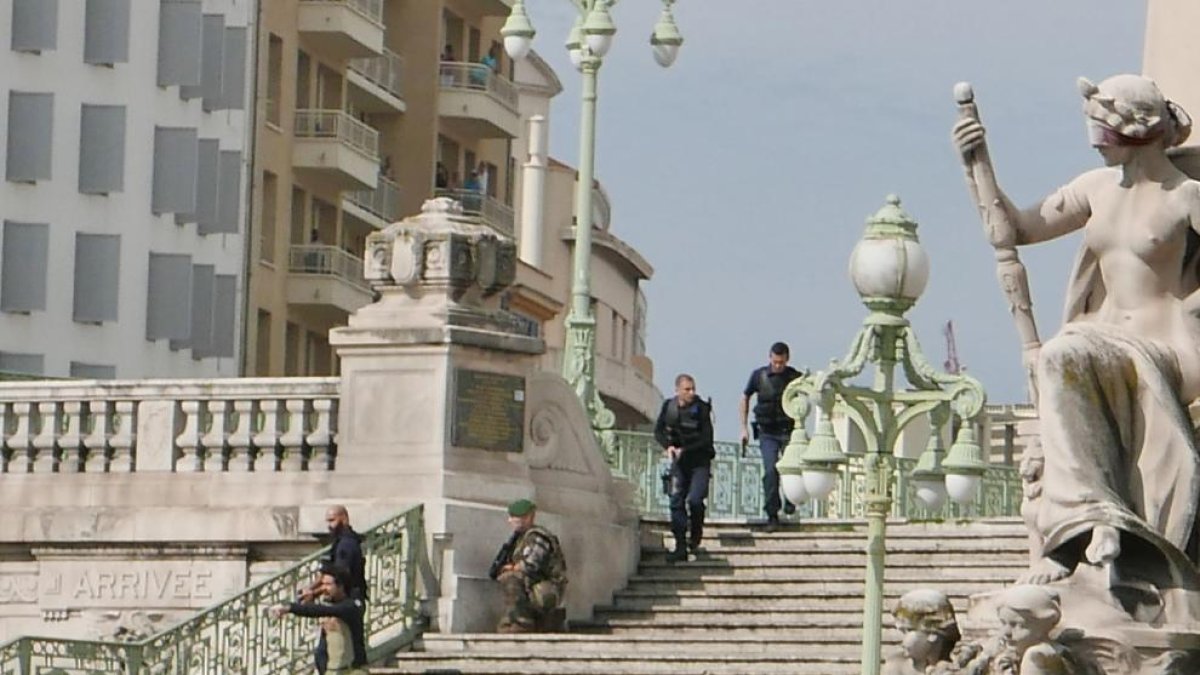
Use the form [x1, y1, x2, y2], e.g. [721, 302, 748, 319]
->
[175, 264, 214, 356]
[220, 27, 247, 110]
[192, 139, 219, 232]
[73, 233, 120, 323]
[152, 127, 198, 215]
[84, 0, 131, 65]
[6, 92, 53, 182]
[70, 361, 116, 379]
[214, 150, 242, 234]
[1, 221, 49, 313]
[157, 0, 202, 87]
[212, 274, 236, 358]
[181, 14, 224, 108]
[11, 0, 57, 53]
[78, 104, 125, 194]
[0, 351, 43, 375]
[146, 252, 192, 340]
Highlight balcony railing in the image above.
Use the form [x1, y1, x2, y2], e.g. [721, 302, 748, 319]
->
[294, 109, 379, 160]
[299, 0, 383, 25]
[349, 48, 404, 100]
[346, 175, 401, 223]
[434, 188, 515, 237]
[437, 61, 519, 112]
[289, 244, 369, 290]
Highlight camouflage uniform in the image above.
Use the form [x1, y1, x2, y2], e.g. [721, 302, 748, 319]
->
[496, 525, 567, 632]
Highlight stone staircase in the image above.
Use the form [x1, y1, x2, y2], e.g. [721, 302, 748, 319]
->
[379, 518, 1029, 674]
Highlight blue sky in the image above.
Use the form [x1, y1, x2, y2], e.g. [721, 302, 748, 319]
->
[522, 1, 1148, 434]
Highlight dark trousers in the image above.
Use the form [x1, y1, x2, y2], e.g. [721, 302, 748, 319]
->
[669, 462, 710, 546]
[759, 432, 793, 519]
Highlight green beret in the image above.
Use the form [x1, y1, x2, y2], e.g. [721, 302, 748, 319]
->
[507, 499, 536, 517]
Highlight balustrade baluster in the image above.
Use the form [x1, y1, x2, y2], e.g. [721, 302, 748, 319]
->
[253, 400, 282, 472]
[279, 399, 308, 472]
[226, 400, 255, 472]
[58, 401, 86, 473]
[109, 401, 136, 472]
[175, 400, 204, 472]
[31, 402, 60, 473]
[0, 403, 8, 473]
[83, 400, 113, 473]
[202, 401, 231, 472]
[305, 399, 336, 471]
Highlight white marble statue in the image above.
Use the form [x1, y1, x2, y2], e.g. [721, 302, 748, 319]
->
[953, 74, 1200, 593]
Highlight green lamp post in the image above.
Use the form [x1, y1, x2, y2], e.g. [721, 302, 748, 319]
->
[778, 196, 988, 675]
[501, 0, 684, 432]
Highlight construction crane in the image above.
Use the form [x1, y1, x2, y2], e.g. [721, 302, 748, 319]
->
[943, 320, 962, 375]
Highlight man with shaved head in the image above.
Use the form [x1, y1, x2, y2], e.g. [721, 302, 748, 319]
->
[324, 505, 367, 602]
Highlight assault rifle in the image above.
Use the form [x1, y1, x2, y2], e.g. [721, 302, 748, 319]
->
[488, 530, 521, 580]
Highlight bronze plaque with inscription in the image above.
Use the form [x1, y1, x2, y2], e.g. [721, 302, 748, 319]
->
[451, 369, 526, 452]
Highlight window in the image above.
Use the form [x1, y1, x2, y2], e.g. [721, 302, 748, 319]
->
[70, 362, 115, 379]
[84, 0, 130, 65]
[6, 92, 53, 182]
[172, 264, 213, 356]
[156, 0, 201, 87]
[79, 104, 125, 194]
[190, 138, 219, 228]
[220, 27, 247, 110]
[265, 34, 282, 125]
[215, 150, 242, 233]
[289, 186, 307, 244]
[284, 322, 299, 375]
[73, 233, 120, 323]
[1, 221, 49, 313]
[11, 0, 57, 53]
[254, 309, 271, 375]
[211, 275, 236, 358]
[295, 50, 311, 109]
[151, 127, 198, 214]
[145, 253, 192, 340]
[0, 351, 43, 375]
[181, 14, 224, 109]
[259, 171, 277, 263]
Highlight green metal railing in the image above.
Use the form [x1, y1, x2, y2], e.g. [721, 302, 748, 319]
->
[0, 505, 425, 674]
[611, 431, 1021, 522]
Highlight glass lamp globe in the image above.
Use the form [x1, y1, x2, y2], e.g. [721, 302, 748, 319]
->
[780, 473, 810, 505]
[945, 473, 981, 505]
[802, 468, 839, 500]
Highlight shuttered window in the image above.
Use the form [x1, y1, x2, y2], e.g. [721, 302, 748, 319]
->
[213, 150, 242, 234]
[152, 127, 198, 215]
[221, 27, 248, 110]
[1, 221, 49, 313]
[181, 14, 224, 109]
[84, 0, 130, 65]
[190, 139, 219, 229]
[11, 0, 57, 53]
[78, 104, 125, 194]
[6, 92, 53, 182]
[70, 361, 115, 379]
[211, 274, 236, 358]
[73, 233, 120, 323]
[145, 253, 191, 340]
[171, 264, 213, 354]
[156, 0, 202, 87]
[0, 351, 43, 375]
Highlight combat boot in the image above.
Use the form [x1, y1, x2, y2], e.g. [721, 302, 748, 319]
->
[665, 535, 688, 563]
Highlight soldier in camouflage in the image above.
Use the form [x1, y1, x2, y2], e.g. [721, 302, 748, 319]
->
[494, 499, 568, 633]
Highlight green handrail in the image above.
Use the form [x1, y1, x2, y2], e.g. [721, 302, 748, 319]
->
[0, 505, 425, 674]
[611, 430, 1021, 521]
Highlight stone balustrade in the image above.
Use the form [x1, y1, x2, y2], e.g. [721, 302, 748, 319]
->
[0, 378, 339, 474]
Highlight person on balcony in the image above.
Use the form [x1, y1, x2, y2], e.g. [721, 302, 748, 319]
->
[739, 341, 804, 532]
[655, 374, 715, 563]
[435, 161, 450, 189]
[462, 171, 484, 213]
[273, 565, 368, 674]
[490, 499, 568, 633]
[439, 45, 456, 87]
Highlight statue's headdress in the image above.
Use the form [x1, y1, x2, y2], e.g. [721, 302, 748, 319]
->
[1079, 74, 1191, 147]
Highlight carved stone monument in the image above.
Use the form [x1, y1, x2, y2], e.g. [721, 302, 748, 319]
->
[941, 74, 1200, 673]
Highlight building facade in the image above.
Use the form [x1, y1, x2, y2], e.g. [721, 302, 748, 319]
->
[247, 0, 520, 376]
[0, 0, 254, 378]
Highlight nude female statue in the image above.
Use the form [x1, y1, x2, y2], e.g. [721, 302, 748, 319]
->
[953, 74, 1200, 586]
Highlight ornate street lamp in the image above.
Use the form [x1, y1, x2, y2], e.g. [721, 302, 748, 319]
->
[778, 196, 987, 675]
[502, 0, 684, 433]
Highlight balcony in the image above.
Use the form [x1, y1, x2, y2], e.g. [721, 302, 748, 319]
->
[542, 348, 662, 427]
[435, 188, 514, 237]
[437, 62, 521, 139]
[297, 0, 384, 60]
[343, 175, 401, 228]
[292, 110, 379, 191]
[287, 245, 373, 316]
[347, 49, 405, 113]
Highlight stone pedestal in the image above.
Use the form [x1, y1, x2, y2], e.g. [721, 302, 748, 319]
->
[329, 199, 639, 633]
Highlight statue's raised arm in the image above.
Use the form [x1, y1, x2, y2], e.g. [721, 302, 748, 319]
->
[955, 74, 1200, 634]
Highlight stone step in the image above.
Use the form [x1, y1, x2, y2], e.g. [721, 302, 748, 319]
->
[380, 652, 863, 675]
[617, 578, 1012, 596]
[626, 566, 1018, 582]
[415, 633, 870, 653]
[637, 552, 1027, 568]
[605, 591, 976, 612]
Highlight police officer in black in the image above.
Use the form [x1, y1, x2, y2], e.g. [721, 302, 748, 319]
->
[654, 373, 715, 563]
[739, 342, 803, 532]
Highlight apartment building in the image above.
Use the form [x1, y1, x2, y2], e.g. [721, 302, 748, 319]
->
[0, 0, 254, 378]
[248, 0, 520, 376]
